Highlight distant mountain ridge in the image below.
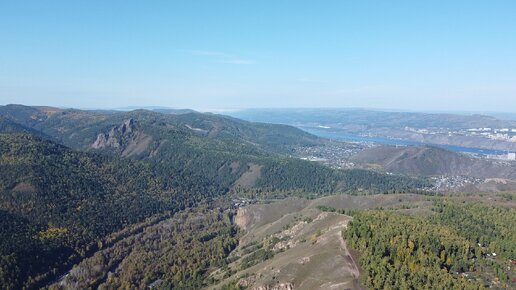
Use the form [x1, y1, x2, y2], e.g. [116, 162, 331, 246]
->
[0, 116, 42, 135]
[0, 104, 427, 195]
[352, 145, 516, 180]
[0, 104, 320, 155]
[229, 108, 516, 129]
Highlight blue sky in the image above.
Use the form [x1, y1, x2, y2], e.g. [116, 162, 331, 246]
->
[0, 1, 515, 112]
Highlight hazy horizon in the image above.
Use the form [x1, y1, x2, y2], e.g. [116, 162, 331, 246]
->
[1, 1, 515, 112]
[4, 103, 516, 120]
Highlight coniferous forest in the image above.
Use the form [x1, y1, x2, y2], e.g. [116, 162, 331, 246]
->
[0, 105, 514, 289]
[2, 2, 516, 289]
[344, 200, 516, 289]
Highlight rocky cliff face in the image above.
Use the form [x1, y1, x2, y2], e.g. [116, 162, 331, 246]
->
[91, 119, 151, 157]
[92, 119, 135, 149]
[234, 207, 250, 231]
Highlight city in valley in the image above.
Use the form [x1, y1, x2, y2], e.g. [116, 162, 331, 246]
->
[1, 1, 516, 290]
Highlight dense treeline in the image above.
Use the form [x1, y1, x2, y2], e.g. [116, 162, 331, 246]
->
[0, 106, 432, 289]
[151, 139, 430, 196]
[0, 132, 428, 289]
[0, 134, 176, 289]
[0, 116, 41, 136]
[345, 210, 483, 289]
[431, 201, 516, 284]
[344, 201, 516, 289]
[0, 105, 430, 196]
[51, 208, 238, 290]
[79, 111, 431, 196]
[433, 201, 516, 260]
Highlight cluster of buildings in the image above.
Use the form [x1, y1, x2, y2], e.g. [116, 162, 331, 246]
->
[403, 126, 516, 142]
[485, 152, 516, 161]
[467, 128, 516, 142]
[430, 175, 482, 191]
[292, 142, 370, 169]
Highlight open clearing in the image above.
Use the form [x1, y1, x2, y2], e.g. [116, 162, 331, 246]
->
[210, 194, 430, 290]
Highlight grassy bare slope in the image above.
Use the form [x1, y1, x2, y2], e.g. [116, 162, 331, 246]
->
[210, 194, 429, 290]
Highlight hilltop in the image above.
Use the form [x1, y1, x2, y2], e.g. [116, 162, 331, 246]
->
[351, 145, 516, 179]
[0, 105, 430, 289]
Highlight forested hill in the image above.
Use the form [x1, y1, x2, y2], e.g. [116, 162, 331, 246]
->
[0, 105, 429, 196]
[351, 145, 516, 180]
[0, 134, 427, 289]
[0, 104, 320, 155]
[0, 116, 44, 137]
[0, 106, 431, 288]
[0, 133, 174, 289]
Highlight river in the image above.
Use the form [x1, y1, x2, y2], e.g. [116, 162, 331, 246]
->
[301, 127, 509, 156]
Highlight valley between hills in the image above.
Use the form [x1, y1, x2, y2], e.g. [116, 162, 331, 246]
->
[0, 105, 515, 290]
